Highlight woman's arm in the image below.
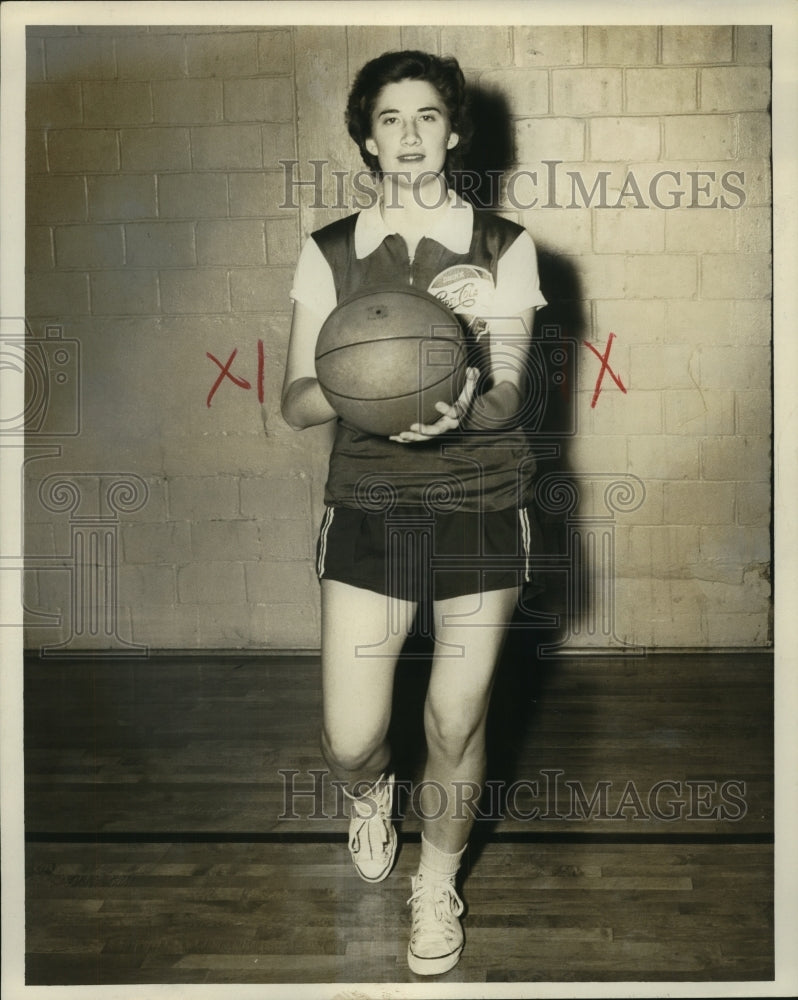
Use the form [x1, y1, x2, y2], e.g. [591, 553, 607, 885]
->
[280, 299, 338, 431]
[390, 306, 536, 442]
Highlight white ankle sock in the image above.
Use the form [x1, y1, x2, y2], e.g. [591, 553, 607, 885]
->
[417, 833, 466, 881]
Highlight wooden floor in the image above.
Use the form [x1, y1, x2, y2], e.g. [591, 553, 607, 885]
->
[23, 647, 774, 986]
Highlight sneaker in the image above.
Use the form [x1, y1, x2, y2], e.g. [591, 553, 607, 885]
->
[406, 871, 465, 976]
[347, 773, 397, 883]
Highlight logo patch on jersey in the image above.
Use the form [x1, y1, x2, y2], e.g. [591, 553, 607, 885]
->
[427, 265, 495, 316]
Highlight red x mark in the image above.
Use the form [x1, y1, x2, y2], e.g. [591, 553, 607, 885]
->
[584, 332, 626, 409]
[206, 340, 265, 408]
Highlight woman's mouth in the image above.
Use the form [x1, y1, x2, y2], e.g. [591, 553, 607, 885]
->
[397, 153, 425, 163]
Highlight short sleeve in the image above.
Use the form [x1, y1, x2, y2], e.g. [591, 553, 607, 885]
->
[494, 229, 547, 316]
[289, 236, 337, 319]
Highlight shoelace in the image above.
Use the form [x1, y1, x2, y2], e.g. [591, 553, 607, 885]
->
[348, 781, 392, 854]
[408, 877, 464, 935]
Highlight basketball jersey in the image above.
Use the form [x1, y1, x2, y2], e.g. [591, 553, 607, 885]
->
[310, 208, 540, 512]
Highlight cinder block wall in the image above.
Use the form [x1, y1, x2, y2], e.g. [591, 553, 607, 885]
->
[24, 24, 771, 651]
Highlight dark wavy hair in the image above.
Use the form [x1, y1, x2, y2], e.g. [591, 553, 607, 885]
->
[345, 50, 472, 181]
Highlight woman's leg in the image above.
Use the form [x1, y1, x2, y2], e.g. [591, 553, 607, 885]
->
[407, 585, 518, 975]
[320, 578, 417, 882]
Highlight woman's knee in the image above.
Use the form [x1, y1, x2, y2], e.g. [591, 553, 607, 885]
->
[320, 725, 386, 776]
[423, 699, 486, 763]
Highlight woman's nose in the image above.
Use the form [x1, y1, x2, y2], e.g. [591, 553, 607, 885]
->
[402, 120, 421, 144]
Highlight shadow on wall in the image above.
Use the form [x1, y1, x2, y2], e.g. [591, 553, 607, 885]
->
[388, 82, 589, 830]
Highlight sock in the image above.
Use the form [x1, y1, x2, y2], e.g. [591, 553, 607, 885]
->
[417, 833, 466, 882]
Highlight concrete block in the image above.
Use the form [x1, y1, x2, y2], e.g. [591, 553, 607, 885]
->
[346, 27, 403, 83]
[628, 435, 701, 480]
[196, 220, 267, 266]
[663, 389, 735, 435]
[701, 436, 770, 483]
[229, 172, 287, 217]
[629, 344, 696, 391]
[26, 227, 54, 270]
[263, 123, 297, 167]
[665, 209, 735, 253]
[152, 80, 223, 124]
[399, 27, 440, 54]
[44, 35, 115, 81]
[694, 574, 770, 615]
[266, 216, 300, 266]
[699, 524, 770, 564]
[257, 30, 294, 75]
[54, 224, 124, 268]
[167, 475, 240, 520]
[625, 253, 698, 299]
[122, 521, 192, 564]
[27, 175, 87, 224]
[704, 613, 769, 647]
[736, 482, 770, 526]
[583, 388, 662, 435]
[125, 221, 196, 267]
[229, 268, 293, 313]
[666, 300, 736, 346]
[157, 172, 228, 219]
[515, 118, 585, 164]
[240, 476, 311, 520]
[594, 208, 665, 253]
[586, 26, 658, 66]
[663, 115, 735, 160]
[191, 125, 263, 169]
[47, 129, 120, 173]
[441, 26, 512, 68]
[259, 519, 312, 560]
[624, 524, 701, 579]
[520, 207, 592, 254]
[27, 130, 49, 174]
[664, 481, 735, 525]
[735, 391, 772, 436]
[701, 67, 770, 112]
[88, 174, 157, 221]
[245, 560, 315, 604]
[595, 299, 667, 344]
[735, 26, 771, 65]
[566, 434, 627, 474]
[661, 26, 733, 64]
[90, 270, 159, 315]
[562, 252, 626, 299]
[193, 603, 260, 648]
[118, 565, 176, 606]
[552, 69, 622, 116]
[116, 33, 187, 79]
[735, 207, 771, 253]
[514, 26, 584, 66]
[130, 604, 200, 648]
[701, 253, 771, 299]
[27, 36, 45, 82]
[590, 117, 660, 162]
[259, 604, 320, 649]
[185, 32, 260, 78]
[120, 127, 191, 171]
[190, 519, 260, 561]
[27, 83, 82, 127]
[696, 344, 770, 392]
[177, 562, 247, 605]
[477, 69, 548, 116]
[625, 69, 697, 114]
[224, 78, 293, 123]
[737, 112, 771, 159]
[82, 82, 152, 126]
[159, 268, 230, 315]
[26, 272, 90, 317]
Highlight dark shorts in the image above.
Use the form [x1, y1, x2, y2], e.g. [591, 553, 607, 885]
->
[315, 503, 538, 603]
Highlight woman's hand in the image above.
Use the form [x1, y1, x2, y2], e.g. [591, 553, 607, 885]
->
[389, 368, 479, 443]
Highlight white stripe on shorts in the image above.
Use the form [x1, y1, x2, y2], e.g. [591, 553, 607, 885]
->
[317, 506, 335, 579]
[518, 507, 531, 584]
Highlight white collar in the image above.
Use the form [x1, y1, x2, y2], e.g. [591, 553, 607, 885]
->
[354, 189, 473, 259]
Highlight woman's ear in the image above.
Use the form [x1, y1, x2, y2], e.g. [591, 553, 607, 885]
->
[365, 137, 379, 156]
[447, 132, 460, 150]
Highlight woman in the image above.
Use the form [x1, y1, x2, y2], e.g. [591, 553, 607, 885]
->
[281, 50, 546, 976]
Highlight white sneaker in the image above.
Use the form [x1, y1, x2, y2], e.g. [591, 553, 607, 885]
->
[347, 773, 397, 883]
[406, 871, 465, 976]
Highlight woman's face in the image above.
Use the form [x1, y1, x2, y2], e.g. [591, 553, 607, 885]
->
[365, 78, 459, 184]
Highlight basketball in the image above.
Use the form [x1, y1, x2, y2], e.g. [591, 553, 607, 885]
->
[314, 286, 468, 437]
